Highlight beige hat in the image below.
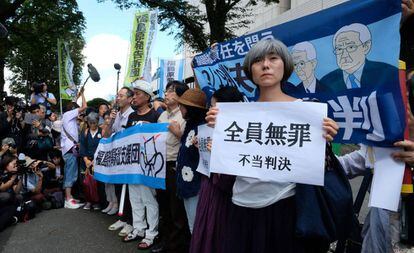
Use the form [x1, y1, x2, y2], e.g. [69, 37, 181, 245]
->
[24, 156, 36, 167]
[175, 89, 207, 109]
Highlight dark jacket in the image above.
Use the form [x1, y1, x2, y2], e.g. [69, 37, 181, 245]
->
[176, 121, 203, 199]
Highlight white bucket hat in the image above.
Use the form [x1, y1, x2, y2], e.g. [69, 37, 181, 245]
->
[131, 80, 154, 98]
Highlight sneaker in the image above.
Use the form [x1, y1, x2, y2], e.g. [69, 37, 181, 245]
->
[107, 205, 119, 215]
[11, 216, 18, 225]
[72, 198, 81, 203]
[92, 204, 101, 211]
[108, 220, 126, 231]
[64, 199, 82, 209]
[83, 202, 92, 210]
[101, 203, 113, 213]
[119, 224, 134, 237]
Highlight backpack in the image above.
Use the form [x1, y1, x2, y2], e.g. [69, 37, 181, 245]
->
[46, 191, 64, 209]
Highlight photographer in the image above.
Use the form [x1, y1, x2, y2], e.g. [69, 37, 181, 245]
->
[0, 138, 18, 160]
[24, 105, 54, 160]
[30, 82, 57, 116]
[43, 149, 64, 192]
[20, 156, 46, 211]
[3, 97, 25, 151]
[0, 155, 22, 231]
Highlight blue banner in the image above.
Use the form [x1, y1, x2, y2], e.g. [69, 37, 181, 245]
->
[158, 58, 185, 98]
[93, 123, 168, 189]
[193, 0, 404, 147]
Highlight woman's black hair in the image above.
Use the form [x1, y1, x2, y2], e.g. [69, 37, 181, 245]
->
[1, 154, 17, 171]
[166, 80, 189, 97]
[48, 149, 65, 168]
[212, 86, 244, 103]
[182, 105, 207, 124]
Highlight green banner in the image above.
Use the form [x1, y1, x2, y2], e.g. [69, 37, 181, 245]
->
[125, 11, 151, 85]
[57, 39, 77, 101]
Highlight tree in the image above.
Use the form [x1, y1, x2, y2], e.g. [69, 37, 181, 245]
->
[99, 0, 279, 52]
[0, 0, 85, 103]
[87, 97, 110, 109]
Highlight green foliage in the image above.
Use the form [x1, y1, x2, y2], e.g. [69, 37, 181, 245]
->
[99, 0, 279, 52]
[0, 0, 85, 105]
[87, 97, 110, 110]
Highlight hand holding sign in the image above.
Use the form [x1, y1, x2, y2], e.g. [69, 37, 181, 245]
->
[392, 140, 414, 166]
[322, 118, 339, 142]
[168, 120, 181, 138]
[206, 106, 219, 127]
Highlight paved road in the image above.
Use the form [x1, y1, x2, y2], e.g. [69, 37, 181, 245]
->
[0, 208, 150, 253]
[0, 177, 368, 253]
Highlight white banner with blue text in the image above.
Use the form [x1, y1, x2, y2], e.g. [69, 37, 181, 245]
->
[93, 123, 168, 189]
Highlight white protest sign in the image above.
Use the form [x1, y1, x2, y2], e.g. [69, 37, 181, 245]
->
[196, 124, 214, 177]
[210, 101, 327, 186]
[93, 123, 168, 189]
[369, 147, 405, 212]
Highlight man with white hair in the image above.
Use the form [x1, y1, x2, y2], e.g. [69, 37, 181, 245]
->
[291, 41, 325, 94]
[320, 23, 398, 93]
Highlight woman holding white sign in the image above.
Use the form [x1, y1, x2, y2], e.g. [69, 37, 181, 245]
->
[206, 38, 339, 253]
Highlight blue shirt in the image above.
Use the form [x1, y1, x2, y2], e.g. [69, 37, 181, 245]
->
[80, 128, 103, 159]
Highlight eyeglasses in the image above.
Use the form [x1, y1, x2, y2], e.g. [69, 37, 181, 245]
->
[333, 43, 363, 55]
[293, 60, 311, 70]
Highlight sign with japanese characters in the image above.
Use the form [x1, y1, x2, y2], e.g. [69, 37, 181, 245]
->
[125, 10, 158, 84]
[210, 102, 327, 185]
[158, 58, 185, 98]
[193, 0, 404, 147]
[196, 124, 213, 177]
[57, 39, 77, 102]
[93, 123, 168, 189]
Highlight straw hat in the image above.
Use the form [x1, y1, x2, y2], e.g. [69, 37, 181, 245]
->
[175, 89, 207, 109]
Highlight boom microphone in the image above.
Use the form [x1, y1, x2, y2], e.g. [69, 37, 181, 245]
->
[0, 23, 8, 38]
[87, 63, 100, 82]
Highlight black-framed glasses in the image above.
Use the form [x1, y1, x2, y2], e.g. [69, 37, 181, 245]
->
[293, 60, 311, 70]
[333, 43, 363, 55]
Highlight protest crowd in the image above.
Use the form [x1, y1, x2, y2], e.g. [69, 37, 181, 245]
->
[1, 1, 414, 253]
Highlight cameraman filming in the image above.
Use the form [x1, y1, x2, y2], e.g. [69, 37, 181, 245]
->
[30, 82, 57, 116]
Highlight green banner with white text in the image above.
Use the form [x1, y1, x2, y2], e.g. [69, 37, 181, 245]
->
[57, 39, 77, 101]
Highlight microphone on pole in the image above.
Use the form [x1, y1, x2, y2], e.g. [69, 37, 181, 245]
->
[114, 63, 121, 94]
[80, 63, 100, 92]
[87, 63, 100, 82]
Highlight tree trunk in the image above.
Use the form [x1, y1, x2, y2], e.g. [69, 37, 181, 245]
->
[0, 57, 4, 93]
[205, 0, 228, 45]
